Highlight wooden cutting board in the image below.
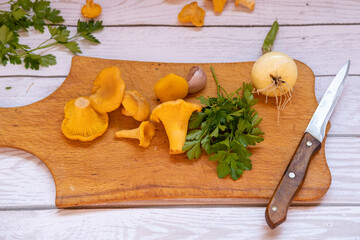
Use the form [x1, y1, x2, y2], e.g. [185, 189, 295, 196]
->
[0, 56, 331, 208]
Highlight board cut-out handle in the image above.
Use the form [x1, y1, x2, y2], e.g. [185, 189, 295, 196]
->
[265, 132, 321, 229]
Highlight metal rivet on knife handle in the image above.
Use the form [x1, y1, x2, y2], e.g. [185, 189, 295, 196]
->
[306, 141, 312, 147]
[289, 172, 295, 178]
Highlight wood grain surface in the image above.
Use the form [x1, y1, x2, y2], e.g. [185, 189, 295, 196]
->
[0, 56, 331, 208]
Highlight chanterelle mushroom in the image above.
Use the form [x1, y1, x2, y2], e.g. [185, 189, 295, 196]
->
[154, 73, 189, 102]
[81, 0, 102, 18]
[235, 0, 255, 11]
[121, 90, 151, 122]
[150, 99, 201, 154]
[115, 121, 156, 148]
[90, 66, 126, 113]
[62, 97, 108, 141]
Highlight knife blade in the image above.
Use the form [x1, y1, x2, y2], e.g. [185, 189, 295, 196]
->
[265, 60, 350, 229]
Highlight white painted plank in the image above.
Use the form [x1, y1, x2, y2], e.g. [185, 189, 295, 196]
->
[0, 77, 64, 108]
[0, 137, 359, 208]
[1, 207, 360, 239]
[322, 137, 360, 204]
[0, 148, 55, 209]
[0, 25, 359, 76]
[1, 0, 359, 25]
[315, 76, 360, 135]
[1, 75, 359, 134]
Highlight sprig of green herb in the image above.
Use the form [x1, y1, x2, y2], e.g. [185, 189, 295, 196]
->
[0, 0, 103, 70]
[183, 67, 264, 180]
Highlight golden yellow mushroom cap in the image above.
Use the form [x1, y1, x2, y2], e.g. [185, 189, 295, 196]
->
[121, 90, 151, 122]
[62, 97, 108, 141]
[178, 2, 206, 27]
[213, 0, 227, 13]
[154, 73, 189, 103]
[90, 66, 126, 113]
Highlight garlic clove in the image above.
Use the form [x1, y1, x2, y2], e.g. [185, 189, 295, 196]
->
[186, 66, 207, 94]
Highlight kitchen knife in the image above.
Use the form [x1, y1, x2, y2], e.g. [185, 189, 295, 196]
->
[265, 60, 350, 229]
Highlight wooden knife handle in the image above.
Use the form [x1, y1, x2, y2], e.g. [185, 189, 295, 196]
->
[265, 132, 321, 229]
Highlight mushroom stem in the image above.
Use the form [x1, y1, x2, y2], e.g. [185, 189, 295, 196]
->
[115, 121, 156, 148]
[74, 97, 91, 109]
[163, 125, 187, 154]
[115, 128, 139, 139]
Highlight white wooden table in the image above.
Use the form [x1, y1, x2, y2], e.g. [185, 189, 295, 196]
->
[1, 0, 360, 239]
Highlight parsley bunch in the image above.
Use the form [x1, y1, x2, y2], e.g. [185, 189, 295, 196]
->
[183, 67, 264, 180]
[0, 0, 103, 70]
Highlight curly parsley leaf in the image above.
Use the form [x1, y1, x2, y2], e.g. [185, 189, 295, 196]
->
[183, 67, 264, 180]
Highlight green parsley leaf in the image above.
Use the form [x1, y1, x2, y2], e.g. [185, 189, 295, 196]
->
[183, 67, 264, 180]
[63, 41, 82, 54]
[251, 128, 265, 136]
[209, 151, 227, 162]
[201, 135, 211, 154]
[0, 25, 13, 44]
[53, 26, 70, 42]
[47, 25, 57, 37]
[24, 53, 40, 70]
[32, 0, 50, 19]
[251, 112, 262, 127]
[39, 54, 56, 67]
[183, 140, 202, 160]
[18, 0, 32, 11]
[186, 129, 203, 141]
[188, 112, 206, 129]
[11, 8, 26, 21]
[5, 86, 12, 90]
[80, 33, 100, 44]
[236, 119, 247, 133]
[77, 19, 103, 44]
[45, 8, 63, 23]
[198, 95, 210, 105]
[217, 161, 230, 179]
[9, 54, 22, 64]
[32, 15, 45, 32]
[209, 126, 219, 138]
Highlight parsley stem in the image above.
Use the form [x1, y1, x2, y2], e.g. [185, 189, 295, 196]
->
[37, 38, 53, 48]
[18, 42, 58, 57]
[210, 66, 221, 97]
[31, 42, 58, 51]
[68, 34, 81, 41]
[210, 66, 228, 96]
